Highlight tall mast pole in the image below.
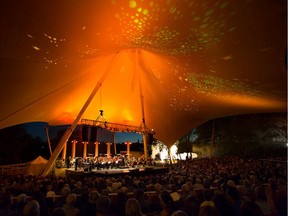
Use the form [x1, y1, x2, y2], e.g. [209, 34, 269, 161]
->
[45, 126, 52, 156]
[210, 120, 215, 158]
[136, 49, 148, 160]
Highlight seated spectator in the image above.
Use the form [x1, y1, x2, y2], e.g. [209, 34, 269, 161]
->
[72, 181, 84, 195]
[45, 185, 56, 211]
[74, 186, 89, 213]
[12, 193, 27, 214]
[240, 200, 263, 216]
[226, 186, 242, 216]
[108, 182, 120, 193]
[148, 183, 162, 213]
[179, 184, 190, 204]
[111, 190, 127, 216]
[46, 185, 56, 198]
[193, 178, 204, 191]
[254, 186, 272, 216]
[200, 189, 215, 208]
[51, 207, 65, 216]
[170, 184, 181, 202]
[30, 183, 50, 216]
[125, 198, 146, 216]
[213, 192, 234, 216]
[273, 189, 287, 216]
[96, 195, 111, 216]
[243, 179, 255, 201]
[159, 190, 175, 216]
[54, 185, 71, 208]
[0, 192, 18, 216]
[23, 200, 40, 216]
[179, 195, 199, 216]
[227, 180, 236, 188]
[171, 210, 188, 216]
[203, 179, 212, 190]
[100, 189, 110, 196]
[199, 205, 220, 216]
[80, 190, 99, 216]
[63, 194, 80, 216]
[133, 188, 152, 214]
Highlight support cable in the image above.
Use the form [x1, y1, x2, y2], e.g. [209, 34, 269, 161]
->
[45, 126, 52, 156]
[41, 51, 119, 176]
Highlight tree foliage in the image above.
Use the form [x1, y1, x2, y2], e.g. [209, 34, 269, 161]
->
[0, 125, 46, 164]
[177, 129, 196, 155]
[178, 112, 287, 157]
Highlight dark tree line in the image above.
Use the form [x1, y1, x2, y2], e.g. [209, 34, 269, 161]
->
[0, 112, 286, 164]
[0, 125, 48, 165]
[0, 123, 148, 165]
[177, 112, 287, 157]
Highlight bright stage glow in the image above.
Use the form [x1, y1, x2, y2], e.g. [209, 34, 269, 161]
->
[170, 144, 198, 160]
[151, 141, 197, 161]
[151, 143, 168, 161]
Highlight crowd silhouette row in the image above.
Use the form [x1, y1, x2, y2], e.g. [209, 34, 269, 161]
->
[0, 155, 286, 216]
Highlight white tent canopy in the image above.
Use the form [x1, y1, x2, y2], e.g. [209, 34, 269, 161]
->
[0, 0, 286, 147]
[26, 156, 48, 176]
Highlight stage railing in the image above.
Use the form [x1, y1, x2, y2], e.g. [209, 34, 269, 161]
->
[0, 163, 28, 175]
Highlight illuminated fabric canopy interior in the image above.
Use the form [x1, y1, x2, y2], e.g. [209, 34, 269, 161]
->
[0, 0, 286, 146]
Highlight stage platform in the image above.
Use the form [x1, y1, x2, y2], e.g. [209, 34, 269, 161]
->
[65, 166, 169, 179]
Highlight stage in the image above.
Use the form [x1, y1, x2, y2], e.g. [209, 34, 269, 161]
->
[65, 165, 169, 179]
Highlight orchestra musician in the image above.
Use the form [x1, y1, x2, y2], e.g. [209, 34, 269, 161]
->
[75, 157, 78, 171]
[70, 154, 155, 172]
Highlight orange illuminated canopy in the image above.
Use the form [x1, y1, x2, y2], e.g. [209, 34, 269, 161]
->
[0, 0, 286, 146]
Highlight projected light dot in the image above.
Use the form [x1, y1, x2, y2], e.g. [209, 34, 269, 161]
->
[143, 9, 149, 15]
[129, 0, 137, 8]
[219, 2, 228, 9]
[228, 27, 237, 32]
[205, 9, 214, 16]
[200, 24, 208, 28]
[170, 7, 177, 14]
[32, 46, 40, 51]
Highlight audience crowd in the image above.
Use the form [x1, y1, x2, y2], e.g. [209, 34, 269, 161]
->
[0, 155, 286, 216]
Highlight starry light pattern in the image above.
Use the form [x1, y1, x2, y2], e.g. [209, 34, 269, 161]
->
[20, 0, 284, 113]
[111, 0, 234, 54]
[187, 73, 285, 100]
[26, 33, 68, 67]
[24, 0, 235, 67]
[136, 50, 200, 112]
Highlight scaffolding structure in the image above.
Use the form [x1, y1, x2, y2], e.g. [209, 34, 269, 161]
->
[81, 118, 155, 135]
